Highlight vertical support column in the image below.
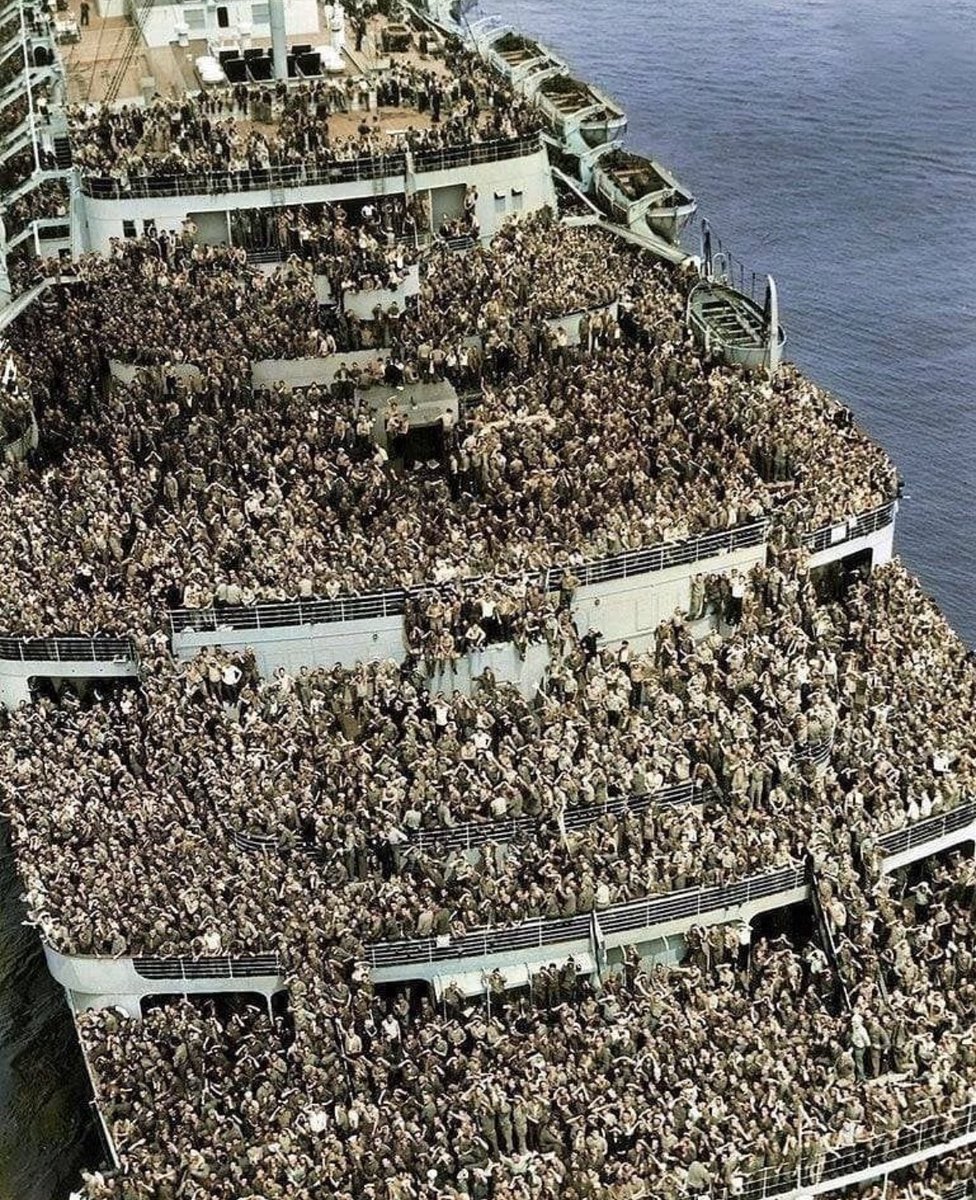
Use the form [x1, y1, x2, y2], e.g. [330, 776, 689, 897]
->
[0, 212, 11, 304]
[699, 218, 713, 279]
[268, 0, 287, 82]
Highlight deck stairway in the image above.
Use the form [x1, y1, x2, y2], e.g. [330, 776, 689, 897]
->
[807, 856, 853, 1013]
[53, 133, 71, 168]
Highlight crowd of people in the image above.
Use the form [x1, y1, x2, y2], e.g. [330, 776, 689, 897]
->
[2, 11, 972, 1200]
[230, 195, 427, 297]
[73, 847, 976, 1200]
[860, 1155, 976, 1199]
[0, 175, 70, 243]
[6, 558, 976, 961]
[404, 576, 561, 665]
[0, 215, 899, 639]
[67, 42, 542, 191]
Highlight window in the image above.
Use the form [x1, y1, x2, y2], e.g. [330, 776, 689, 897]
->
[251, 2, 270, 22]
[493, 191, 506, 216]
[184, 6, 205, 30]
[122, 220, 136, 238]
[216, 5, 229, 28]
[511, 188, 524, 212]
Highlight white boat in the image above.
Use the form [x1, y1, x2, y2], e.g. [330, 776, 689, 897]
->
[593, 148, 697, 243]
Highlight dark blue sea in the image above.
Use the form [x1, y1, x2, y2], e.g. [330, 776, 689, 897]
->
[1, 1, 974, 1194]
[478, 0, 976, 640]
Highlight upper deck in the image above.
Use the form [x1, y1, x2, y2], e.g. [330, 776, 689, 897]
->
[23, 3, 550, 249]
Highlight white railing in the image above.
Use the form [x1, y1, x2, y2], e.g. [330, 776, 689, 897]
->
[77, 133, 545, 201]
[0, 635, 136, 663]
[803, 500, 896, 554]
[79, 151, 408, 200]
[365, 863, 806, 970]
[875, 799, 976, 861]
[727, 1099, 976, 1200]
[793, 734, 833, 769]
[230, 779, 713, 856]
[131, 953, 280, 981]
[168, 519, 768, 635]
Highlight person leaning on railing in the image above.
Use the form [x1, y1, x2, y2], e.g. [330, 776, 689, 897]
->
[0, 216, 898, 641]
[9, 556, 976, 968]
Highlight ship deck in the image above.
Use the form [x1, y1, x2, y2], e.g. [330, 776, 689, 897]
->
[60, 11, 203, 105]
[57, 1, 448, 106]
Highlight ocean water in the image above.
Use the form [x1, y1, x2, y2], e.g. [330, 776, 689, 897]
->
[0, 827, 96, 1200]
[477, 0, 976, 641]
[1, 1, 974, 1195]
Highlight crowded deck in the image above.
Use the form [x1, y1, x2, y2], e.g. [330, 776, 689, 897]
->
[2, 1, 975, 1198]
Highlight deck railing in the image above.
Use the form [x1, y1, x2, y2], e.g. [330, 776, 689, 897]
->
[0, 635, 136, 663]
[167, 520, 768, 636]
[365, 863, 806, 969]
[132, 953, 280, 981]
[79, 152, 409, 200]
[875, 799, 976, 860]
[78, 133, 545, 201]
[231, 779, 713, 857]
[415, 778, 712, 851]
[727, 1098, 976, 1200]
[802, 500, 896, 554]
[412, 131, 542, 173]
[230, 828, 284, 854]
[793, 735, 833, 769]
[169, 588, 407, 635]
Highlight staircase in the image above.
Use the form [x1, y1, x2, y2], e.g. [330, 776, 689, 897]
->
[53, 133, 71, 168]
[807, 855, 853, 1012]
